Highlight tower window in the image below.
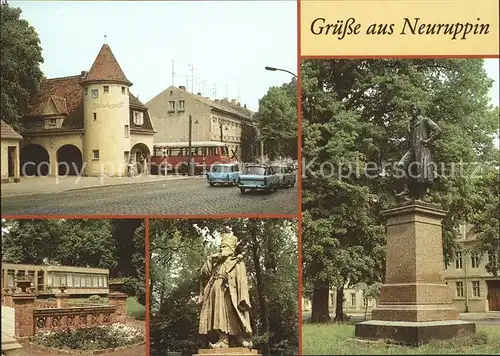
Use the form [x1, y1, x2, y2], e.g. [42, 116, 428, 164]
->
[125, 125, 130, 138]
[121, 87, 126, 94]
[104, 86, 109, 93]
[92, 150, 100, 160]
[84, 88, 88, 95]
[91, 89, 98, 99]
[93, 113, 97, 121]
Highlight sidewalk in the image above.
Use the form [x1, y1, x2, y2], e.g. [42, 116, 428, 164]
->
[347, 311, 500, 321]
[1, 174, 200, 197]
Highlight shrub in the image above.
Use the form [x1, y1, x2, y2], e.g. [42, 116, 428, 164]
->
[33, 324, 143, 350]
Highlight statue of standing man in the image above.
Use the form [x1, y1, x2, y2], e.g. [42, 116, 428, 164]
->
[396, 104, 441, 200]
[198, 233, 253, 349]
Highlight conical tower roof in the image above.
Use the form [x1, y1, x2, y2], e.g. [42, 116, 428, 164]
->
[80, 44, 132, 86]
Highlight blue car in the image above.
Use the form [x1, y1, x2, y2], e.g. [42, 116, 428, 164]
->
[238, 164, 280, 193]
[207, 163, 240, 186]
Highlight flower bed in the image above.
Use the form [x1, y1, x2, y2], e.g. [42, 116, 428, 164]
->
[33, 323, 143, 351]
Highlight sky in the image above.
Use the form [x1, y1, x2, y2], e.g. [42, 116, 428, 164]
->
[12, 2, 498, 111]
[14, 0, 297, 112]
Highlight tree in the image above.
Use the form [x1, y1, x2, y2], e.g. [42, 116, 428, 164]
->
[1, 219, 145, 304]
[149, 218, 298, 356]
[255, 80, 298, 159]
[0, 3, 44, 130]
[302, 59, 498, 322]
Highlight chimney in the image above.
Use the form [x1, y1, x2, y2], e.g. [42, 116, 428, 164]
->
[215, 99, 220, 103]
[236, 101, 241, 107]
[179, 85, 186, 90]
[222, 98, 228, 102]
[197, 92, 202, 96]
[81, 71, 87, 79]
[231, 99, 236, 105]
[244, 104, 247, 108]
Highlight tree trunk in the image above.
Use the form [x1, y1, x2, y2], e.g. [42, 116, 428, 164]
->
[250, 221, 271, 355]
[333, 285, 345, 322]
[311, 279, 330, 323]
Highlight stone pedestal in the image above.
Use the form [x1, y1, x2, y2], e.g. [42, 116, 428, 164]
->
[56, 292, 69, 308]
[108, 292, 128, 324]
[195, 348, 261, 356]
[12, 292, 36, 338]
[355, 200, 475, 345]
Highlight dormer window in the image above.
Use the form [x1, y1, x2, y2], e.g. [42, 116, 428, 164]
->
[91, 89, 98, 99]
[133, 111, 144, 126]
[104, 86, 109, 93]
[122, 87, 126, 94]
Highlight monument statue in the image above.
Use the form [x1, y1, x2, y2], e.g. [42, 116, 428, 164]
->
[396, 104, 441, 200]
[198, 233, 253, 349]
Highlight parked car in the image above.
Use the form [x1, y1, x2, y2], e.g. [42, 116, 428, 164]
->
[237, 164, 280, 193]
[206, 163, 240, 186]
[271, 164, 296, 187]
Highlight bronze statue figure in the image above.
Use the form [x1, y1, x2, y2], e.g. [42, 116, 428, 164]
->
[198, 233, 253, 349]
[396, 104, 441, 200]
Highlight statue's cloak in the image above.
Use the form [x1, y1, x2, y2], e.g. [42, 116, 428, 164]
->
[199, 256, 252, 335]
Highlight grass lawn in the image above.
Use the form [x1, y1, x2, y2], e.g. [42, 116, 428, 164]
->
[63, 296, 145, 320]
[303, 323, 500, 354]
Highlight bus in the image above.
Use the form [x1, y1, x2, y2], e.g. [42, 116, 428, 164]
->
[151, 141, 234, 175]
[1, 263, 109, 297]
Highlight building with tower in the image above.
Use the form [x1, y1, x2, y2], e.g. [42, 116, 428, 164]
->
[20, 44, 155, 177]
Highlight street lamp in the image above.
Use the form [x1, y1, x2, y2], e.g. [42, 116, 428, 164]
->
[264, 66, 297, 78]
[188, 115, 199, 176]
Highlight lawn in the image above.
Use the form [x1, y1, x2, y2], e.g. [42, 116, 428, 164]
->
[63, 296, 145, 320]
[303, 323, 500, 354]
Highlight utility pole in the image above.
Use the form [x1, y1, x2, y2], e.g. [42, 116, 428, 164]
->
[188, 115, 194, 176]
[225, 84, 228, 99]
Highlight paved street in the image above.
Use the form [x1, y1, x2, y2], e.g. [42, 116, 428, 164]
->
[1, 176, 298, 216]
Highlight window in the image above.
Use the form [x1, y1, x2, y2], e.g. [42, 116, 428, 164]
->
[93, 113, 97, 121]
[471, 253, 480, 268]
[133, 111, 144, 125]
[104, 86, 109, 93]
[456, 282, 464, 297]
[124, 151, 130, 162]
[455, 252, 463, 269]
[93, 150, 100, 160]
[351, 293, 356, 306]
[472, 281, 480, 297]
[179, 100, 185, 111]
[168, 101, 176, 112]
[84, 88, 88, 95]
[489, 254, 498, 269]
[91, 89, 99, 98]
[363, 297, 368, 306]
[125, 125, 130, 138]
[49, 119, 56, 125]
[74, 274, 81, 287]
[121, 87, 126, 94]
